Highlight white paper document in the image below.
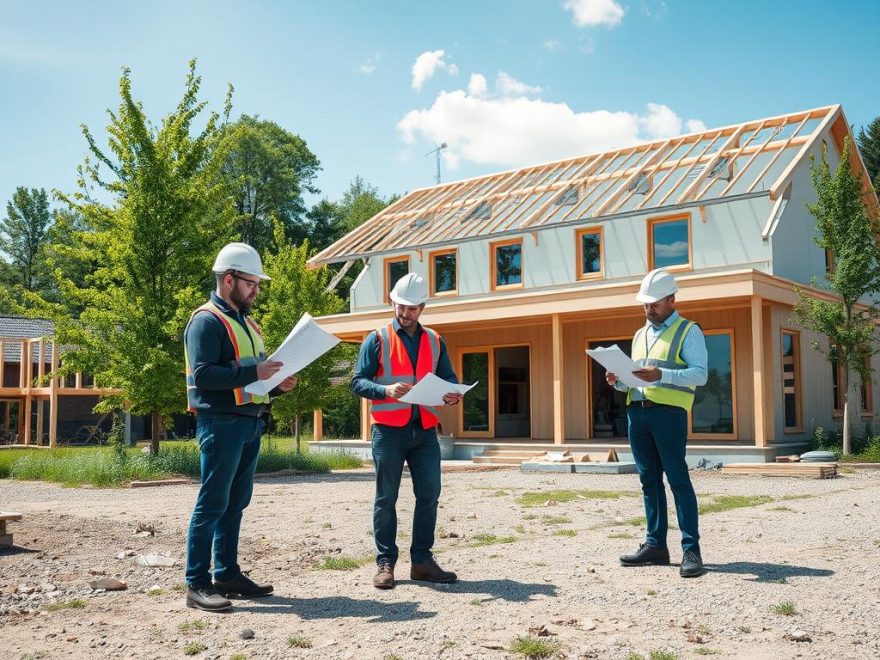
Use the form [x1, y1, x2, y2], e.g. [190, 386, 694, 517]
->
[398, 372, 478, 406]
[244, 313, 340, 396]
[585, 344, 652, 388]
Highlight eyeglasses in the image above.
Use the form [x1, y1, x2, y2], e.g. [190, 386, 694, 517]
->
[231, 274, 261, 290]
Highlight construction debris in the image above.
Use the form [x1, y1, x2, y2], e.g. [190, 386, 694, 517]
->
[721, 462, 837, 479]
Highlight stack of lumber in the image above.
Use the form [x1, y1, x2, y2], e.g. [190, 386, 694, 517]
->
[721, 462, 837, 479]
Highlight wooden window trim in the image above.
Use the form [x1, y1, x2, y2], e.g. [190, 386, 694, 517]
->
[688, 329, 738, 441]
[575, 226, 604, 281]
[429, 248, 458, 297]
[781, 328, 804, 433]
[647, 212, 692, 273]
[490, 238, 524, 292]
[382, 255, 409, 304]
[458, 347, 496, 438]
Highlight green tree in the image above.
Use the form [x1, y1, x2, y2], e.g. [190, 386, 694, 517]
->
[857, 116, 880, 191]
[257, 224, 351, 450]
[793, 138, 880, 454]
[337, 176, 395, 233]
[218, 115, 320, 253]
[45, 60, 234, 454]
[0, 186, 52, 291]
[305, 199, 343, 250]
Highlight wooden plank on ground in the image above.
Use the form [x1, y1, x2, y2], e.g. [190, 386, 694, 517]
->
[721, 462, 837, 478]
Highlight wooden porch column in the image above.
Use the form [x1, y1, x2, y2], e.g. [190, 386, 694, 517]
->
[49, 339, 59, 448]
[0, 340, 5, 387]
[750, 296, 766, 447]
[22, 341, 32, 445]
[313, 409, 323, 441]
[552, 313, 565, 445]
[35, 399, 44, 446]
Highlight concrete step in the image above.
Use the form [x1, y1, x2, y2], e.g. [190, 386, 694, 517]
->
[473, 456, 531, 465]
[472, 450, 545, 465]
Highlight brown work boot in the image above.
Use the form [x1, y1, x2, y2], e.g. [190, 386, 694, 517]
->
[410, 557, 457, 583]
[373, 560, 395, 589]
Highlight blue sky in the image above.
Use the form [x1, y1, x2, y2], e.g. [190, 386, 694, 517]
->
[2, 0, 878, 212]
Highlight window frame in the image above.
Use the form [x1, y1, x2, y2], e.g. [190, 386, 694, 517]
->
[781, 328, 804, 433]
[490, 238, 524, 291]
[647, 212, 692, 272]
[575, 226, 604, 281]
[429, 248, 458, 297]
[688, 329, 737, 441]
[382, 255, 410, 305]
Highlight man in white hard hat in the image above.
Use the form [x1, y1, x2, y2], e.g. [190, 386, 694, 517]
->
[605, 268, 708, 578]
[183, 242, 298, 611]
[352, 272, 463, 589]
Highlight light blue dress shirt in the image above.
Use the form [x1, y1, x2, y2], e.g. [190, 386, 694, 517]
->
[615, 310, 708, 400]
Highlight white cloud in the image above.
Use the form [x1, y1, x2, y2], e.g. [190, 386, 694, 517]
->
[544, 39, 562, 51]
[563, 0, 625, 27]
[496, 72, 542, 97]
[467, 73, 488, 97]
[655, 241, 689, 259]
[686, 119, 708, 133]
[411, 49, 458, 91]
[356, 53, 381, 75]
[398, 88, 706, 170]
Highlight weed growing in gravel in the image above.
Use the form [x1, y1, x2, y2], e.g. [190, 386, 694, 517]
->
[625, 516, 647, 526]
[514, 525, 527, 535]
[553, 529, 577, 537]
[317, 555, 372, 570]
[178, 620, 208, 633]
[693, 648, 718, 655]
[608, 532, 635, 539]
[171, 583, 187, 593]
[627, 654, 645, 660]
[146, 587, 166, 596]
[469, 598, 483, 606]
[518, 489, 638, 507]
[230, 655, 247, 660]
[737, 626, 751, 633]
[287, 635, 313, 648]
[46, 599, 87, 611]
[522, 514, 538, 520]
[779, 494, 814, 501]
[646, 589, 657, 596]
[533, 561, 547, 567]
[509, 635, 560, 658]
[648, 651, 678, 660]
[698, 495, 773, 514]
[183, 642, 207, 655]
[384, 655, 403, 660]
[468, 533, 518, 547]
[770, 601, 797, 615]
[541, 515, 572, 525]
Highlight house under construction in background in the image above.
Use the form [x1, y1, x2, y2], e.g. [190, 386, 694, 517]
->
[306, 105, 879, 464]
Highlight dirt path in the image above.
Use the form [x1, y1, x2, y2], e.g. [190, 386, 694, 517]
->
[1, 467, 878, 659]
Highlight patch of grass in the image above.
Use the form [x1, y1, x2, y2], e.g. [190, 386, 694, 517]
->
[522, 514, 538, 520]
[608, 532, 635, 539]
[1, 440, 362, 487]
[468, 533, 518, 547]
[384, 655, 403, 660]
[316, 555, 372, 570]
[693, 649, 718, 656]
[230, 655, 247, 660]
[627, 654, 645, 660]
[146, 587, 166, 596]
[737, 626, 751, 633]
[489, 489, 510, 497]
[509, 635, 560, 659]
[625, 516, 647, 527]
[533, 561, 547, 567]
[698, 495, 773, 515]
[541, 515, 572, 525]
[178, 620, 208, 633]
[184, 642, 208, 656]
[287, 635, 313, 649]
[779, 493, 814, 501]
[171, 583, 187, 593]
[514, 525, 527, 535]
[648, 651, 678, 660]
[518, 489, 639, 507]
[646, 589, 657, 596]
[45, 598, 87, 611]
[469, 598, 483, 606]
[770, 600, 797, 616]
[552, 529, 577, 537]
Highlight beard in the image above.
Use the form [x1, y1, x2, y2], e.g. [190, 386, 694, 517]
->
[230, 287, 255, 314]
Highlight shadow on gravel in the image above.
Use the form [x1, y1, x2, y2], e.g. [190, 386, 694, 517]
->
[233, 595, 436, 621]
[0, 546, 42, 557]
[706, 562, 834, 582]
[409, 578, 558, 601]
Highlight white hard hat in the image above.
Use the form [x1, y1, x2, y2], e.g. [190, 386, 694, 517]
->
[389, 273, 428, 306]
[636, 268, 677, 303]
[212, 242, 271, 280]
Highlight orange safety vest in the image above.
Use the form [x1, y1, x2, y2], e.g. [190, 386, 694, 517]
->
[370, 323, 441, 429]
[184, 301, 271, 413]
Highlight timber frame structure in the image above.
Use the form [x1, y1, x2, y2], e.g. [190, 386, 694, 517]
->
[0, 336, 119, 448]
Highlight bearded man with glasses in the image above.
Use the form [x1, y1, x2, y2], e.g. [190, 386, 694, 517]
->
[183, 242, 298, 612]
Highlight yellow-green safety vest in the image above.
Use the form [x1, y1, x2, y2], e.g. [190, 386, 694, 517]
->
[627, 316, 697, 411]
[184, 301, 271, 412]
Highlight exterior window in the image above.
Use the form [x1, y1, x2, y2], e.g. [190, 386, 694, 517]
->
[832, 356, 843, 413]
[690, 331, 735, 437]
[491, 239, 523, 290]
[782, 331, 802, 431]
[575, 227, 603, 280]
[430, 249, 457, 296]
[648, 214, 691, 270]
[383, 256, 409, 304]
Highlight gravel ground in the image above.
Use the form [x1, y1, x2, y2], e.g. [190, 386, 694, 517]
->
[1, 466, 879, 660]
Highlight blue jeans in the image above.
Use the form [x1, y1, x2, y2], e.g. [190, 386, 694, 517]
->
[371, 422, 441, 565]
[185, 414, 262, 588]
[627, 404, 700, 553]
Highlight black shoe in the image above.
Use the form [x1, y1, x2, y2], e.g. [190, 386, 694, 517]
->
[620, 543, 671, 566]
[213, 572, 274, 598]
[186, 585, 232, 612]
[680, 549, 705, 578]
